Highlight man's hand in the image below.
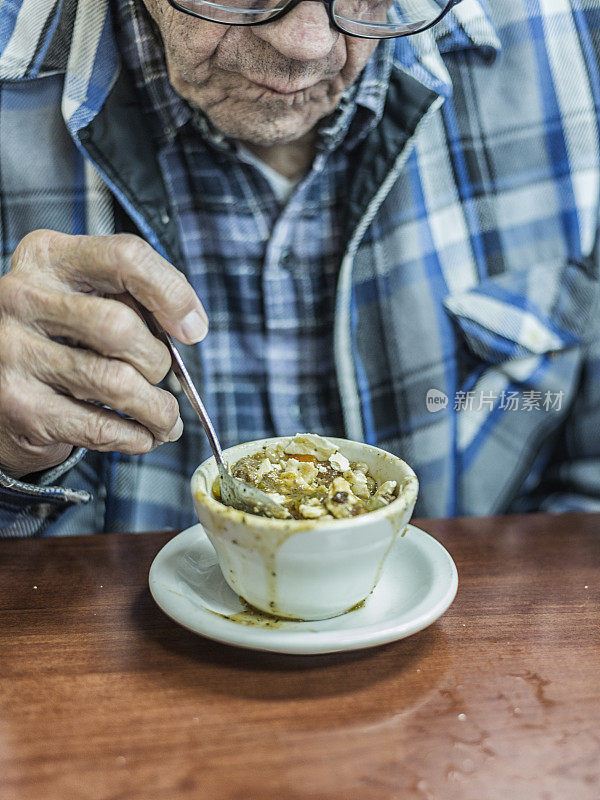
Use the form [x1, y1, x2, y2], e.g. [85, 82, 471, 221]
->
[0, 230, 209, 479]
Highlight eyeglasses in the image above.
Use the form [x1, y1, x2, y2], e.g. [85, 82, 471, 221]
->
[166, 0, 462, 40]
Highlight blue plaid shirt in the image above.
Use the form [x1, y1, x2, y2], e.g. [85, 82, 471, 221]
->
[114, 0, 390, 446]
[0, 0, 599, 535]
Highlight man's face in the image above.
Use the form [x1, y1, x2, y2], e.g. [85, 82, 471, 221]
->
[141, 0, 379, 145]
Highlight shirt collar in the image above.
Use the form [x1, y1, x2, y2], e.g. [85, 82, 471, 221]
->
[437, 0, 501, 57]
[113, 0, 193, 142]
[390, 0, 501, 100]
[319, 36, 394, 153]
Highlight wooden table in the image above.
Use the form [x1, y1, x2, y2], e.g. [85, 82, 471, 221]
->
[1, 512, 599, 800]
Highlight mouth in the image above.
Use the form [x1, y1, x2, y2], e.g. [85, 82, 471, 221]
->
[243, 75, 323, 97]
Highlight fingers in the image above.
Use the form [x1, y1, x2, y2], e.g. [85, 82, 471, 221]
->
[11, 230, 209, 344]
[9, 331, 183, 444]
[0, 230, 198, 477]
[0, 277, 172, 385]
[1, 372, 178, 461]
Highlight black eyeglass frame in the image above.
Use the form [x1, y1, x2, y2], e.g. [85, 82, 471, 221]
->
[166, 0, 463, 40]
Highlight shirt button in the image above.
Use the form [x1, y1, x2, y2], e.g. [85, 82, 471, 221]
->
[281, 249, 293, 269]
[160, 210, 170, 225]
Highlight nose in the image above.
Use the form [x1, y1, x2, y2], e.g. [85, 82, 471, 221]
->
[251, 0, 338, 61]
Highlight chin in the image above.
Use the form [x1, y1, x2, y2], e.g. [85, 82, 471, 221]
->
[204, 99, 334, 146]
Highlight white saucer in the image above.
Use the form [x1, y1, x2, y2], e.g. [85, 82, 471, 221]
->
[149, 523, 458, 655]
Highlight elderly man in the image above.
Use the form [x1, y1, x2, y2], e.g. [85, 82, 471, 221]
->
[0, 0, 598, 536]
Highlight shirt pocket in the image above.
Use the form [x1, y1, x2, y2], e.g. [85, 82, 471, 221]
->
[440, 258, 599, 517]
[442, 258, 600, 365]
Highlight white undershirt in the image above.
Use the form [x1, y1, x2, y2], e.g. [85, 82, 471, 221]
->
[236, 143, 300, 203]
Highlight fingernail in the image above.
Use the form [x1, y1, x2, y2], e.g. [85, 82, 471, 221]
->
[180, 309, 208, 343]
[168, 415, 184, 442]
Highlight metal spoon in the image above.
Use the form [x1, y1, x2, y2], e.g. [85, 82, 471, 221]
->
[143, 312, 290, 519]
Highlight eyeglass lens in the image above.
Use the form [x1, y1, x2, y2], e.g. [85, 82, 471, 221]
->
[171, 0, 451, 37]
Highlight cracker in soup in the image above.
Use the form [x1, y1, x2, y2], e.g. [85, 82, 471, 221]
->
[229, 433, 398, 520]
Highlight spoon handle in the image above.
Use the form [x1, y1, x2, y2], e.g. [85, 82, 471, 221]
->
[141, 311, 226, 468]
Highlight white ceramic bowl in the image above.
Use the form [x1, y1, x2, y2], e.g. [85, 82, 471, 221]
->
[191, 436, 419, 621]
